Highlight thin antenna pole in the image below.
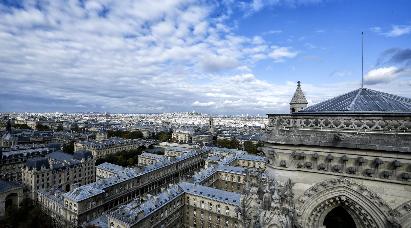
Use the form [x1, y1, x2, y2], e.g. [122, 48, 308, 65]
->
[361, 32, 364, 89]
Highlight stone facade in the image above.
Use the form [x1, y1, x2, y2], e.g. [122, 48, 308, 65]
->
[74, 138, 155, 159]
[263, 83, 411, 228]
[37, 149, 207, 226]
[22, 151, 95, 198]
[0, 180, 23, 218]
[0, 146, 51, 182]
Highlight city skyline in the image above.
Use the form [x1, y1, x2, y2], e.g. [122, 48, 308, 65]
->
[1, 0, 411, 114]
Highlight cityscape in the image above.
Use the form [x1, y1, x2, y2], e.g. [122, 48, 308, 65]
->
[1, 1, 411, 228]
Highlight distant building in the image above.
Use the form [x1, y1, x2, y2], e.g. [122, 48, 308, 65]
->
[74, 138, 155, 159]
[0, 146, 51, 182]
[1, 133, 17, 148]
[95, 131, 108, 141]
[138, 152, 166, 166]
[37, 149, 207, 226]
[209, 117, 215, 134]
[172, 129, 194, 144]
[192, 134, 213, 146]
[107, 182, 241, 228]
[22, 151, 95, 198]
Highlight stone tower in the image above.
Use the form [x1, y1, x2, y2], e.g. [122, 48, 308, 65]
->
[208, 117, 215, 134]
[289, 81, 308, 113]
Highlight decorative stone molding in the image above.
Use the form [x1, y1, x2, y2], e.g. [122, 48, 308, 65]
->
[393, 200, 411, 227]
[295, 178, 396, 228]
[266, 115, 411, 152]
[268, 115, 411, 133]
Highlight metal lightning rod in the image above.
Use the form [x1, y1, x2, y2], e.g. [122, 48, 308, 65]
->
[361, 32, 364, 89]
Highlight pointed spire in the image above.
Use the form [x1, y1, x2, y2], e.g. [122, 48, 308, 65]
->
[290, 81, 308, 105]
[290, 81, 308, 113]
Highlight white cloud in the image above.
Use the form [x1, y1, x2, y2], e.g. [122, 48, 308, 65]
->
[242, 0, 323, 14]
[0, 0, 302, 113]
[192, 101, 216, 107]
[385, 25, 411, 37]
[364, 66, 400, 84]
[269, 46, 298, 62]
[370, 24, 411, 37]
[2, 1, 408, 114]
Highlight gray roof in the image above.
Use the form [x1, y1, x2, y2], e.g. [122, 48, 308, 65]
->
[26, 157, 50, 170]
[299, 88, 411, 115]
[179, 182, 240, 206]
[0, 180, 21, 193]
[46, 151, 74, 161]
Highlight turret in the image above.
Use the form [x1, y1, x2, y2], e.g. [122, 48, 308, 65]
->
[290, 81, 308, 113]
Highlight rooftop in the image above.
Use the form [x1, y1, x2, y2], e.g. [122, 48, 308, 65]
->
[110, 182, 240, 226]
[0, 180, 21, 193]
[237, 154, 267, 162]
[298, 88, 411, 115]
[179, 182, 240, 206]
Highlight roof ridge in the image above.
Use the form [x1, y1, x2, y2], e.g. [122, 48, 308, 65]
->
[348, 88, 363, 111]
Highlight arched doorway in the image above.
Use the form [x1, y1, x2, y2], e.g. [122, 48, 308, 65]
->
[323, 206, 356, 228]
[5, 193, 18, 212]
[295, 178, 393, 228]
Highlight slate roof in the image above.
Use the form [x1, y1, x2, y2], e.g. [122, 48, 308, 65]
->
[26, 157, 50, 170]
[290, 81, 308, 105]
[0, 180, 21, 193]
[298, 88, 411, 115]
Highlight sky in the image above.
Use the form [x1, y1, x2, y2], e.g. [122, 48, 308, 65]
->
[0, 0, 410, 114]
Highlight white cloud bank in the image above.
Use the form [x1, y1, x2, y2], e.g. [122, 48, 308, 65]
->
[0, 0, 409, 114]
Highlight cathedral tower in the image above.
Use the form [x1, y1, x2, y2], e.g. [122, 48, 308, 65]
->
[290, 81, 308, 113]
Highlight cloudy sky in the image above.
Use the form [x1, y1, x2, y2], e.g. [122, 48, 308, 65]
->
[1, 0, 410, 114]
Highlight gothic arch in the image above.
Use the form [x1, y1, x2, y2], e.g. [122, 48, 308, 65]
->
[295, 178, 396, 228]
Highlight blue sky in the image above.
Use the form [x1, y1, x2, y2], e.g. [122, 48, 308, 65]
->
[0, 0, 410, 114]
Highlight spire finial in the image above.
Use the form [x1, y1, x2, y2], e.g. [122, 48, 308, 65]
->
[361, 32, 364, 89]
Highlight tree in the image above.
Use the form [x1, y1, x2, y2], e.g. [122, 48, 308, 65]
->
[155, 131, 172, 142]
[107, 130, 144, 139]
[127, 130, 143, 139]
[70, 123, 80, 132]
[217, 138, 241, 150]
[56, 125, 64, 131]
[95, 148, 144, 166]
[0, 198, 54, 228]
[36, 123, 50, 131]
[13, 124, 31, 130]
[63, 141, 75, 154]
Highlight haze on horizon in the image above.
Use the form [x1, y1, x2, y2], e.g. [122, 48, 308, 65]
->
[1, 0, 410, 114]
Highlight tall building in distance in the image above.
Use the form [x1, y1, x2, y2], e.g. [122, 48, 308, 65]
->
[209, 117, 215, 134]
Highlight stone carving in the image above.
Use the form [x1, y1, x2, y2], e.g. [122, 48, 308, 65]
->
[238, 171, 296, 228]
[295, 178, 396, 228]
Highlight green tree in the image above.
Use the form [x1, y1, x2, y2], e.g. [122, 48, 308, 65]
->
[95, 148, 144, 166]
[107, 130, 144, 139]
[70, 123, 80, 132]
[36, 123, 50, 131]
[127, 131, 144, 139]
[217, 138, 241, 150]
[63, 141, 75, 154]
[0, 198, 54, 228]
[155, 131, 172, 142]
[56, 125, 64, 131]
[13, 124, 31, 130]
